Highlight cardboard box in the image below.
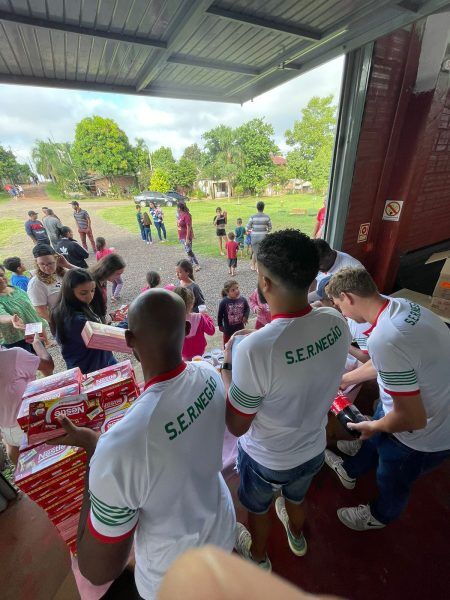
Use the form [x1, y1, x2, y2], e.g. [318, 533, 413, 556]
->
[28, 394, 104, 445]
[426, 251, 450, 317]
[110, 304, 129, 323]
[24, 322, 43, 343]
[22, 367, 82, 400]
[18, 383, 80, 432]
[81, 321, 132, 354]
[82, 360, 139, 408]
[15, 444, 86, 488]
[101, 405, 130, 434]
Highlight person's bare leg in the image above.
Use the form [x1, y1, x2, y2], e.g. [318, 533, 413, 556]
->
[247, 511, 271, 562]
[284, 498, 306, 538]
[6, 444, 20, 466]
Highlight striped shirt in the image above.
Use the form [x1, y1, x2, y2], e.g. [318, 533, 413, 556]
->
[246, 212, 272, 243]
[73, 209, 90, 230]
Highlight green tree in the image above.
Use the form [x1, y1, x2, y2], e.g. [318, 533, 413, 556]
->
[235, 118, 277, 194]
[150, 146, 175, 172]
[0, 146, 20, 181]
[308, 142, 334, 194]
[285, 95, 336, 186]
[181, 143, 204, 169]
[150, 168, 171, 193]
[173, 158, 198, 191]
[202, 125, 242, 197]
[133, 138, 151, 189]
[72, 116, 136, 177]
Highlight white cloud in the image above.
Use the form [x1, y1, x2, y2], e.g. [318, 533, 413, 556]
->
[0, 56, 344, 164]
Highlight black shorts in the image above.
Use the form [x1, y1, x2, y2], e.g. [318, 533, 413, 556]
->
[228, 258, 237, 267]
[216, 228, 227, 237]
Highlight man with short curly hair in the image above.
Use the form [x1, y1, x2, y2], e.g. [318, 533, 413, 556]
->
[222, 229, 350, 570]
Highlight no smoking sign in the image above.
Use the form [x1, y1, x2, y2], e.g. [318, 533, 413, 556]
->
[382, 199, 404, 221]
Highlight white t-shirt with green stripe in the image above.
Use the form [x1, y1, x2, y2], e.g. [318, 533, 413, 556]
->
[228, 305, 350, 470]
[88, 361, 236, 599]
[347, 318, 370, 353]
[366, 298, 450, 452]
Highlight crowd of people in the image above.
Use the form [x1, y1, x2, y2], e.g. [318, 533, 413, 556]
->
[1, 196, 449, 600]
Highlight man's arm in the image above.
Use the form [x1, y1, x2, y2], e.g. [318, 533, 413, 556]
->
[348, 344, 371, 363]
[32, 335, 54, 376]
[266, 216, 272, 232]
[51, 418, 135, 585]
[349, 393, 427, 439]
[341, 359, 377, 389]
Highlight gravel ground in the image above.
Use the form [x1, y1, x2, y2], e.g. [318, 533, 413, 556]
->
[1, 190, 258, 380]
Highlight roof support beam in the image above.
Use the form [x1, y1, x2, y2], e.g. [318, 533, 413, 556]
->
[136, 0, 215, 91]
[206, 6, 322, 40]
[167, 53, 260, 75]
[0, 10, 167, 49]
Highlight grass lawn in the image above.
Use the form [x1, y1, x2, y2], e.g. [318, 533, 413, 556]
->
[0, 218, 24, 257]
[98, 194, 322, 257]
[0, 190, 11, 204]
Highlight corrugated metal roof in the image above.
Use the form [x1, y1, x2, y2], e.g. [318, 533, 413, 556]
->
[0, 0, 448, 103]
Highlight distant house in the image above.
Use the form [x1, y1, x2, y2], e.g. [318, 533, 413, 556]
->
[270, 155, 287, 166]
[197, 178, 230, 199]
[81, 174, 137, 196]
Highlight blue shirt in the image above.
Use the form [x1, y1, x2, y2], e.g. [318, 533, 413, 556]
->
[10, 274, 30, 292]
[58, 312, 116, 375]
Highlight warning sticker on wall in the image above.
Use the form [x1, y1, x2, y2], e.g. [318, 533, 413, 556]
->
[357, 222, 370, 243]
[382, 200, 403, 221]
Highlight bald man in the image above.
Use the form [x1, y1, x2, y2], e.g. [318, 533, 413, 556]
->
[53, 290, 236, 600]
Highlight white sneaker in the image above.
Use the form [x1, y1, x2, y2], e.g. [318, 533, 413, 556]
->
[324, 450, 356, 489]
[234, 523, 272, 571]
[337, 504, 385, 531]
[275, 497, 307, 556]
[337, 439, 362, 457]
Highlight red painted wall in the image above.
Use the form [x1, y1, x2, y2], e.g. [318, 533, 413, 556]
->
[342, 19, 450, 291]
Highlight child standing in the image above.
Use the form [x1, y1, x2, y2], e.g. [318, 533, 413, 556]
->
[217, 279, 249, 345]
[248, 288, 271, 330]
[173, 286, 216, 360]
[175, 259, 205, 313]
[225, 232, 239, 276]
[235, 218, 246, 258]
[142, 211, 153, 244]
[141, 271, 161, 293]
[95, 237, 123, 303]
[3, 257, 30, 291]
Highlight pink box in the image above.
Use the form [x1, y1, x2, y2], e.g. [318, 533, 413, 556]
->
[81, 321, 132, 354]
[82, 360, 139, 408]
[24, 322, 43, 343]
[15, 444, 86, 489]
[22, 367, 82, 400]
[28, 394, 104, 445]
[17, 383, 80, 432]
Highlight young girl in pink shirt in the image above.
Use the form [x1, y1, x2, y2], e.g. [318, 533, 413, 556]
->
[95, 237, 123, 302]
[248, 288, 271, 330]
[173, 286, 215, 360]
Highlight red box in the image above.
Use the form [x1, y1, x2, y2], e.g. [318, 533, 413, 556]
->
[23, 367, 82, 400]
[33, 473, 85, 507]
[110, 304, 129, 323]
[20, 465, 85, 500]
[81, 321, 132, 354]
[15, 444, 86, 489]
[28, 394, 104, 445]
[101, 406, 130, 434]
[82, 360, 139, 409]
[17, 383, 80, 432]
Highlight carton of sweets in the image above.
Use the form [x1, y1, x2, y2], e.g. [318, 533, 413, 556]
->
[24, 322, 43, 343]
[28, 394, 104, 445]
[22, 367, 82, 400]
[17, 383, 80, 432]
[110, 304, 129, 323]
[100, 404, 131, 434]
[15, 443, 86, 493]
[81, 321, 132, 354]
[82, 360, 139, 409]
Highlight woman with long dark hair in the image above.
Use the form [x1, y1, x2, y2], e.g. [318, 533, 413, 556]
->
[90, 253, 126, 319]
[51, 269, 116, 374]
[177, 202, 200, 271]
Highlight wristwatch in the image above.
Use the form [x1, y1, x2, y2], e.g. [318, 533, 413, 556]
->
[221, 362, 232, 371]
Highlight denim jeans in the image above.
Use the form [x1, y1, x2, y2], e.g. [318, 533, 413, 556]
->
[344, 402, 450, 523]
[143, 226, 152, 242]
[154, 221, 167, 240]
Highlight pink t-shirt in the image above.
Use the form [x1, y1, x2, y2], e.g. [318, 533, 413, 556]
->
[248, 289, 271, 328]
[0, 347, 40, 427]
[177, 212, 193, 241]
[183, 313, 215, 360]
[95, 247, 114, 261]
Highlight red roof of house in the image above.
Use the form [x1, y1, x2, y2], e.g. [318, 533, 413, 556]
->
[271, 155, 287, 166]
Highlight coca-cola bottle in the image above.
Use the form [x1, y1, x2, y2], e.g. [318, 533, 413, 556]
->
[330, 393, 367, 438]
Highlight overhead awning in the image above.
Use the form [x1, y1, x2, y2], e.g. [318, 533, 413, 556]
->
[0, 0, 449, 103]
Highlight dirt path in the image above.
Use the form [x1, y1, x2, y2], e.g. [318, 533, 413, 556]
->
[1, 185, 258, 374]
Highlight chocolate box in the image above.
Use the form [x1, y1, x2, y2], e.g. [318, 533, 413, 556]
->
[22, 367, 82, 400]
[18, 383, 80, 432]
[82, 360, 139, 408]
[81, 321, 132, 354]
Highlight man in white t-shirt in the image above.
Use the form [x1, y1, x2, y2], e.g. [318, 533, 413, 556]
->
[308, 239, 363, 303]
[0, 337, 53, 464]
[53, 290, 236, 599]
[325, 267, 450, 530]
[221, 230, 350, 570]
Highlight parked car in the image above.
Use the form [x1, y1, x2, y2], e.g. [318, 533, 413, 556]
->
[134, 191, 176, 207]
[166, 190, 189, 203]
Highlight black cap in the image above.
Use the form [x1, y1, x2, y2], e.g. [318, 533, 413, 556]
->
[70, 201, 79, 206]
[28, 210, 38, 216]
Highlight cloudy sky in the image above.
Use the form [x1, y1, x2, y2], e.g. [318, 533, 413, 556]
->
[0, 56, 344, 166]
